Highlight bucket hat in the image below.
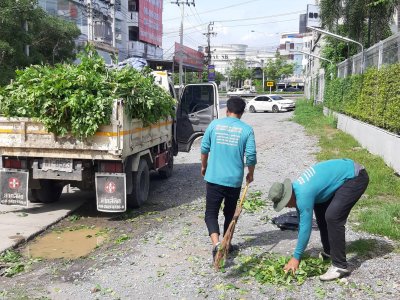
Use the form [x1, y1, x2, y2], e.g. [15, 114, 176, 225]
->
[268, 178, 292, 212]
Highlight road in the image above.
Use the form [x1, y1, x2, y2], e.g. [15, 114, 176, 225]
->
[1, 107, 398, 299]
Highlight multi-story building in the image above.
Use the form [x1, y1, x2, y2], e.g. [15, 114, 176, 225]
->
[38, 0, 163, 63]
[201, 44, 275, 75]
[278, 32, 308, 84]
[202, 44, 247, 74]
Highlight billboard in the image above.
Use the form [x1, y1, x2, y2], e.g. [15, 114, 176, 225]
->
[139, 0, 163, 46]
[307, 4, 321, 28]
[174, 43, 204, 70]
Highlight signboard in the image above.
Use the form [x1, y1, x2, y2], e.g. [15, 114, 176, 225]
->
[0, 170, 29, 207]
[139, 0, 163, 46]
[266, 81, 274, 87]
[307, 4, 321, 28]
[174, 43, 204, 70]
[299, 13, 307, 34]
[208, 65, 215, 81]
[95, 173, 126, 213]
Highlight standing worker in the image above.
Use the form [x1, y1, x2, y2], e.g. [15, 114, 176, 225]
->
[201, 96, 257, 262]
[268, 158, 369, 281]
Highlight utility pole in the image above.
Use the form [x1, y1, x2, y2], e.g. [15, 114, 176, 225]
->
[86, 0, 93, 41]
[203, 21, 217, 69]
[261, 59, 264, 92]
[110, 0, 116, 48]
[171, 1, 195, 96]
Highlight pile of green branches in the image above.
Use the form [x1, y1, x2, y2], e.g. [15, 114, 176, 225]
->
[0, 46, 176, 139]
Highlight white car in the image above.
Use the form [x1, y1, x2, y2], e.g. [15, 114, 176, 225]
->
[227, 88, 256, 97]
[246, 94, 295, 113]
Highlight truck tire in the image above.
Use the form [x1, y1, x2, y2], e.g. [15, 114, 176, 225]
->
[158, 152, 173, 179]
[127, 159, 150, 208]
[30, 180, 63, 203]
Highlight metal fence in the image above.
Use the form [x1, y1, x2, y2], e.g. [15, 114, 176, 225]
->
[337, 33, 400, 78]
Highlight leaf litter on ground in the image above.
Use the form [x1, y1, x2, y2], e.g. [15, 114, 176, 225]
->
[234, 253, 330, 286]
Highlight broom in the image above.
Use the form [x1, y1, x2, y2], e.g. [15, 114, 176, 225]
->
[214, 182, 250, 270]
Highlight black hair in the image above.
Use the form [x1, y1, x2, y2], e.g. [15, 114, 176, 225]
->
[227, 96, 246, 114]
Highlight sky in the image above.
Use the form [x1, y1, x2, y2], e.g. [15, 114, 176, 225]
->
[162, 0, 314, 58]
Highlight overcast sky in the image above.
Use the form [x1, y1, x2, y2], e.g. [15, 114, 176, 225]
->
[162, 0, 314, 58]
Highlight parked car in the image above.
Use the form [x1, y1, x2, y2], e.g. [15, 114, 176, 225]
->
[227, 88, 257, 97]
[283, 86, 302, 92]
[246, 94, 295, 113]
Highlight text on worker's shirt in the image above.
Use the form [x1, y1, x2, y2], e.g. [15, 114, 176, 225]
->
[296, 166, 316, 185]
[215, 125, 242, 147]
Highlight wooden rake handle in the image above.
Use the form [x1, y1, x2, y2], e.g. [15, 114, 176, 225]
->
[238, 182, 250, 209]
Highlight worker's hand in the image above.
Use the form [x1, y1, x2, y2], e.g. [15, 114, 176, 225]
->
[201, 166, 207, 177]
[284, 257, 299, 275]
[246, 172, 254, 183]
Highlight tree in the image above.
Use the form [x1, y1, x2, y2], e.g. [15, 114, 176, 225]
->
[0, 0, 80, 85]
[319, 0, 399, 67]
[226, 58, 252, 87]
[173, 69, 225, 86]
[264, 53, 295, 83]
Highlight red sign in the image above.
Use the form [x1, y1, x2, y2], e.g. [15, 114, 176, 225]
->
[174, 43, 204, 70]
[8, 177, 20, 189]
[139, 0, 163, 46]
[105, 181, 116, 194]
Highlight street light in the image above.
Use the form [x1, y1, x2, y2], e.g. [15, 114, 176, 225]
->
[306, 26, 364, 73]
[261, 59, 265, 92]
[290, 50, 333, 64]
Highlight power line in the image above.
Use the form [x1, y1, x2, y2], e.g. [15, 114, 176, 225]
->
[171, 0, 195, 89]
[221, 18, 299, 28]
[215, 11, 305, 23]
[164, 0, 264, 22]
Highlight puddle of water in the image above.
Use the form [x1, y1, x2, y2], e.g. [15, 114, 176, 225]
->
[23, 228, 106, 259]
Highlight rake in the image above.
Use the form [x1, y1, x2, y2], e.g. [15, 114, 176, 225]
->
[214, 182, 250, 270]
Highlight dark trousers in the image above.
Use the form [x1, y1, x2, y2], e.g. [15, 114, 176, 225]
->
[205, 182, 241, 236]
[314, 169, 369, 269]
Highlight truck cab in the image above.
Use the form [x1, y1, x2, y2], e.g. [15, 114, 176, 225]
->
[152, 71, 219, 153]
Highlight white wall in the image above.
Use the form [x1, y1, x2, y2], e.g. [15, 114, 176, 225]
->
[324, 108, 400, 174]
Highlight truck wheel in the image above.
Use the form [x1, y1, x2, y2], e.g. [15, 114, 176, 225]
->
[30, 180, 63, 203]
[158, 153, 173, 179]
[127, 159, 150, 208]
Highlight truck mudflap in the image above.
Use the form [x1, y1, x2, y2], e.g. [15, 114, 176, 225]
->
[0, 169, 29, 207]
[95, 173, 127, 213]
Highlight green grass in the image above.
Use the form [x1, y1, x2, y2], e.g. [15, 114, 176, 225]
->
[293, 99, 400, 241]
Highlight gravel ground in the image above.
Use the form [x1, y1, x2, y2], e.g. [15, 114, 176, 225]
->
[1, 110, 399, 300]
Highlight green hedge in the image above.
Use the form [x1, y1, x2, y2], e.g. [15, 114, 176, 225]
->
[324, 63, 400, 134]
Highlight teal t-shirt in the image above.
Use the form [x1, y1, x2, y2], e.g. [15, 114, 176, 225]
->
[201, 117, 257, 188]
[292, 159, 356, 260]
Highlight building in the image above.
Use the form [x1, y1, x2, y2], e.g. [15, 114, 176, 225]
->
[201, 44, 275, 75]
[202, 44, 247, 74]
[38, 0, 163, 63]
[278, 32, 308, 85]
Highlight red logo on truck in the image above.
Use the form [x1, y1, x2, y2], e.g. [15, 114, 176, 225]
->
[104, 181, 116, 194]
[8, 177, 20, 189]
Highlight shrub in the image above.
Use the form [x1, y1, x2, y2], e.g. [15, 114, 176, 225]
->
[324, 63, 400, 134]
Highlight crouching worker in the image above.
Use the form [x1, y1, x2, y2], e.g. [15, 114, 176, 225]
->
[268, 158, 369, 281]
